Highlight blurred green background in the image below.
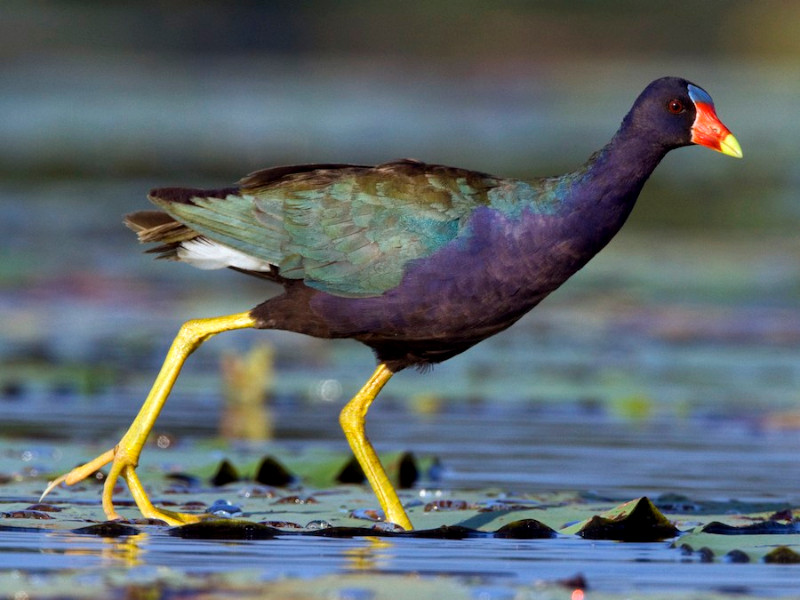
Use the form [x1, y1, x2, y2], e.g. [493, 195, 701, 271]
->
[1, 1, 799, 414]
[2, 0, 797, 228]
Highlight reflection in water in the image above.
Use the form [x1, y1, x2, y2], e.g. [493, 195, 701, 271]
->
[343, 536, 394, 572]
[220, 344, 275, 441]
[49, 532, 146, 568]
[101, 534, 145, 567]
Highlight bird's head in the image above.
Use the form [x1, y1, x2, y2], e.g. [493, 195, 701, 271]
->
[626, 77, 742, 158]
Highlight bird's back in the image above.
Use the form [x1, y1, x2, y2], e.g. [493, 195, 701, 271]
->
[133, 159, 530, 297]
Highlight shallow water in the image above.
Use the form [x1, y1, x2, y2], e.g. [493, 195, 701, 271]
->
[3, 527, 800, 599]
[3, 422, 800, 600]
[4, 257, 800, 597]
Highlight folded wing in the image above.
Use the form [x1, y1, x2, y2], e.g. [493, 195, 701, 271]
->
[134, 159, 501, 297]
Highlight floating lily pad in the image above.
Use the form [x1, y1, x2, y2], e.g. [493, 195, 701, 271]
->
[169, 519, 280, 540]
[560, 497, 678, 541]
[494, 518, 556, 539]
[255, 455, 295, 487]
[677, 519, 800, 563]
[71, 521, 142, 537]
[763, 546, 800, 564]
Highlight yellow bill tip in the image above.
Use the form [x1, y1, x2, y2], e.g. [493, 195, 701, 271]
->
[719, 133, 743, 159]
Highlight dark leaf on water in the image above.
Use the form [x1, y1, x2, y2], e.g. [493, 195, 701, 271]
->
[398, 451, 418, 489]
[424, 499, 472, 512]
[405, 525, 478, 539]
[166, 472, 202, 488]
[71, 521, 142, 537]
[260, 520, 303, 529]
[308, 526, 389, 538]
[701, 520, 797, 535]
[494, 518, 556, 539]
[349, 508, 383, 522]
[24, 503, 62, 512]
[254, 455, 294, 487]
[565, 497, 678, 542]
[724, 549, 750, 563]
[169, 519, 279, 540]
[3, 510, 54, 520]
[763, 546, 800, 564]
[335, 456, 366, 485]
[210, 459, 240, 487]
[768, 509, 794, 522]
[0, 524, 44, 534]
[696, 547, 715, 562]
[273, 495, 318, 505]
[557, 574, 588, 590]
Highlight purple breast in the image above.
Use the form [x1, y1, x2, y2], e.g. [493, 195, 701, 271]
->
[312, 206, 597, 342]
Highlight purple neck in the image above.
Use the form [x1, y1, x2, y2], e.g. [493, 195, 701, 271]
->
[558, 126, 670, 250]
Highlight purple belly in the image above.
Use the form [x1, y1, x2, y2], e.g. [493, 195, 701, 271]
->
[311, 206, 596, 363]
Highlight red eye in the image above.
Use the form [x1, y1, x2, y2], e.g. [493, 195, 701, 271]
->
[668, 99, 685, 114]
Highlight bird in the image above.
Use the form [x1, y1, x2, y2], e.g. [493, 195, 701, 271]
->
[42, 77, 741, 529]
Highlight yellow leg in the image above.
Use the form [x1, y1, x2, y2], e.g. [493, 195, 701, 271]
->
[339, 364, 413, 530]
[41, 311, 257, 526]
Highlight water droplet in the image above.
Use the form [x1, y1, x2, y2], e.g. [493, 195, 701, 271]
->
[317, 379, 343, 402]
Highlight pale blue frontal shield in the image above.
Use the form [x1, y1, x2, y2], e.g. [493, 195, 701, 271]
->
[687, 83, 715, 107]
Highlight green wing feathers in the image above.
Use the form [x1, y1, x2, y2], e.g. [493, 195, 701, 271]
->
[146, 160, 500, 297]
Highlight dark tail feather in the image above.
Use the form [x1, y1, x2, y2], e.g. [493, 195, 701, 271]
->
[124, 210, 199, 259]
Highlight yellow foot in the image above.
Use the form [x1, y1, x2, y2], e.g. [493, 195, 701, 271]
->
[41, 447, 204, 526]
[42, 312, 259, 526]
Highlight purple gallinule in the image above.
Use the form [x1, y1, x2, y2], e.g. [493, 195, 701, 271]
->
[43, 77, 741, 529]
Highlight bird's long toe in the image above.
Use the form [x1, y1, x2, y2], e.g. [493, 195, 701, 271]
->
[41, 445, 205, 526]
[41, 448, 116, 501]
[119, 463, 206, 526]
